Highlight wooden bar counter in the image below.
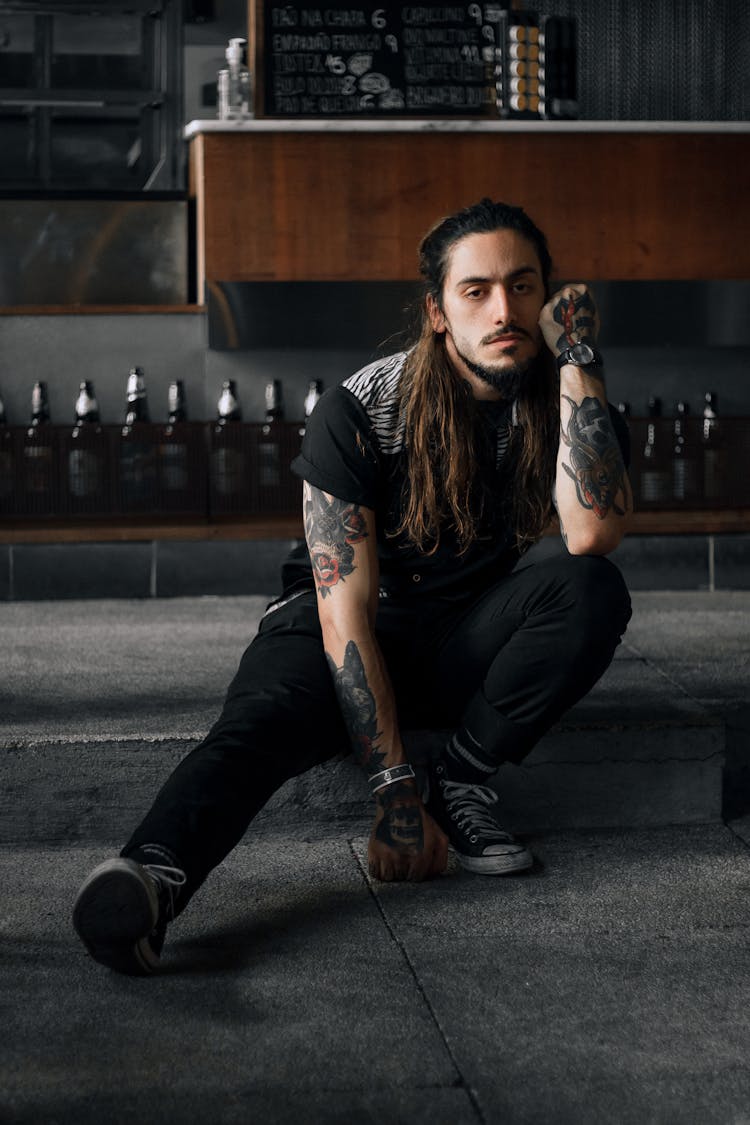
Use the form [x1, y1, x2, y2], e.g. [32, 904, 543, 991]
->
[186, 120, 750, 296]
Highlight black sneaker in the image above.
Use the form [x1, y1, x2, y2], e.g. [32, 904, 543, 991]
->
[425, 761, 533, 875]
[72, 857, 186, 975]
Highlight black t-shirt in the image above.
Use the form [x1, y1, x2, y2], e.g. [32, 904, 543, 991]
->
[286, 351, 629, 601]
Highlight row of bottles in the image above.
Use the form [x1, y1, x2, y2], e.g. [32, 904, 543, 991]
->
[622, 392, 727, 505]
[2, 372, 323, 427]
[2, 374, 742, 516]
[212, 377, 322, 498]
[0, 372, 323, 517]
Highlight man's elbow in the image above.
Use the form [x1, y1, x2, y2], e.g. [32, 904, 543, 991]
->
[565, 516, 631, 557]
[318, 599, 373, 646]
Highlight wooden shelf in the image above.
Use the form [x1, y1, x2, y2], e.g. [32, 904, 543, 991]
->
[623, 510, 750, 535]
[1, 511, 747, 545]
[0, 516, 302, 544]
[0, 305, 205, 316]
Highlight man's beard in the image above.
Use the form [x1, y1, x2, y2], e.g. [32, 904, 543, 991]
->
[453, 344, 535, 400]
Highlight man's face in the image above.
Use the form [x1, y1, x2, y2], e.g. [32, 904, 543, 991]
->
[429, 228, 547, 400]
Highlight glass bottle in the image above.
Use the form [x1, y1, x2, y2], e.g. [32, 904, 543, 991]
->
[299, 379, 323, 437]
[68, 380, 105, 502]
[23, 381, 54, 502]
[640, 396, 669, 504]
[258, 379, 283, 490]
[672, 400, 698, 502]
[124, 367, 150, 426]
[119, 367, 156, 510]
[0, 390, 14, 501]
[160, 380, 189, 494]
[211, 380, 246, 500]
[220, 37, 251, 120]
[702, 391, 724, 502]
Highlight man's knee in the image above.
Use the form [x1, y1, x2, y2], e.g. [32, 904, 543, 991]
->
[557, 553, 632, 644]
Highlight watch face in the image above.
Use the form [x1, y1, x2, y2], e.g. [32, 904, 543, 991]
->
[570, 342, 595, 365]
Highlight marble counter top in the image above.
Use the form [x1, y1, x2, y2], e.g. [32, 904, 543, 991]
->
[185, 118, 750, 139]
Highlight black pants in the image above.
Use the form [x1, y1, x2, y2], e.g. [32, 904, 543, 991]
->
[123, 553, 631, 897]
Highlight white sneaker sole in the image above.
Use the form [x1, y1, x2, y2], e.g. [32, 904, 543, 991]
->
[455, 846, 534, 875]
[72, 858, 160, 974]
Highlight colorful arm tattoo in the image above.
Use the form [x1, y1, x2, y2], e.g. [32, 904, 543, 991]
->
[560, 395, 628, 520]
[303, 485, 368, 598]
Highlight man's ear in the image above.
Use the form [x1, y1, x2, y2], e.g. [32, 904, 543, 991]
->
[427, 294, 446, 334]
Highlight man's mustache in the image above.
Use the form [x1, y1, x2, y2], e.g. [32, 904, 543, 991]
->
[481, 326, 532, 345]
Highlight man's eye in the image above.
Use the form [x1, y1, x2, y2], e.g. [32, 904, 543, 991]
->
[465, 288, 484, 299]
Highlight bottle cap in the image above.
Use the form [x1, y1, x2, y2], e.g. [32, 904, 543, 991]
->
[31, 381, 50, 423]
[226, 38, 246, 66]
[126, 367, 146, 396]
[217, 380, 241, 420]
[75, 381, 99, 422]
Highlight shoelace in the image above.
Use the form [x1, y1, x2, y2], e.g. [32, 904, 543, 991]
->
[439, 780, 514, 842]
[143, 864, 187, 921]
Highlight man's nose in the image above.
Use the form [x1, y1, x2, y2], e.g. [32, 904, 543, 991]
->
[490, 285, 512, 323]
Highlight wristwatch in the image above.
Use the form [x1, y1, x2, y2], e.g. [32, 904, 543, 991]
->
[556, 342, 604, 373]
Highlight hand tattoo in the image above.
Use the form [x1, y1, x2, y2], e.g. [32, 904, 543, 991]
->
[326, 640, 385, 771]
[375, 781, 424, 853]
[553, 289, 597, 351]
[303, 484, 367, 598]
[560, 395, 627, 519]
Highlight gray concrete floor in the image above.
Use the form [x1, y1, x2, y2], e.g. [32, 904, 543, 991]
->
[1, 591, 749, 1123]
[3, 823, 750, 1124]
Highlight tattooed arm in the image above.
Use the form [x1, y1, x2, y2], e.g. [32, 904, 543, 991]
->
[303, 481, 447, 882]
[539, 284, 633, 554]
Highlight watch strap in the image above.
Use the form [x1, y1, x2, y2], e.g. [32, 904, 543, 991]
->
[556, 344, 604, 372]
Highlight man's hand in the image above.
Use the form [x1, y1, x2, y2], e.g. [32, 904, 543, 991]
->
[539, 284, 600, 358]
[368, 782, 449, 882]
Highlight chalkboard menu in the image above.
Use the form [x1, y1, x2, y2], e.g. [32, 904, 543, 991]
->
[261, 2, 504, 117]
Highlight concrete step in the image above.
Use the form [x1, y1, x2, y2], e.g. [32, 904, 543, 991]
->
[2, 712, 726, 844]
[2, 593, 747, 843]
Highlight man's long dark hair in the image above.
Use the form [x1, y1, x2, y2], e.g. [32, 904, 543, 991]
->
[395, 199, 559, 555]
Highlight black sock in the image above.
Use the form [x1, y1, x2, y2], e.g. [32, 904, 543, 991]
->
[439, 727, 498, 784]
[123, 842, 183, 871]
[122, 843, 187, 919]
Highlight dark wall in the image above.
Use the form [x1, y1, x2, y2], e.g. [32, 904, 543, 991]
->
[494, 0, 746, 120]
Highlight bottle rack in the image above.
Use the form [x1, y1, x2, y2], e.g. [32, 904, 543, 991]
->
[0, 422, 304, 521]
[2, 417, 748, 523]
[208, 422, 303, 518]
[628, 417, 749, 510]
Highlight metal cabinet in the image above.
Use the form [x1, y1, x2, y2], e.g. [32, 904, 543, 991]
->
[0, 0, 183, 190]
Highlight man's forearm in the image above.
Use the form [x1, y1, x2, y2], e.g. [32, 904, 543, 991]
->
[322, 623, 407, 776]
[539, 284, 632, 554]
[556, 367, 632, 540]
[323, 621, 425, 854]
[555, 367, 632, 554]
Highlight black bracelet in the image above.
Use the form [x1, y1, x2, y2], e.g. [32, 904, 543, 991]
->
[368, 763, 416, 795]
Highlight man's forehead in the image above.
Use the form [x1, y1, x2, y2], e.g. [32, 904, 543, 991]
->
[445, 229, 542, 282]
